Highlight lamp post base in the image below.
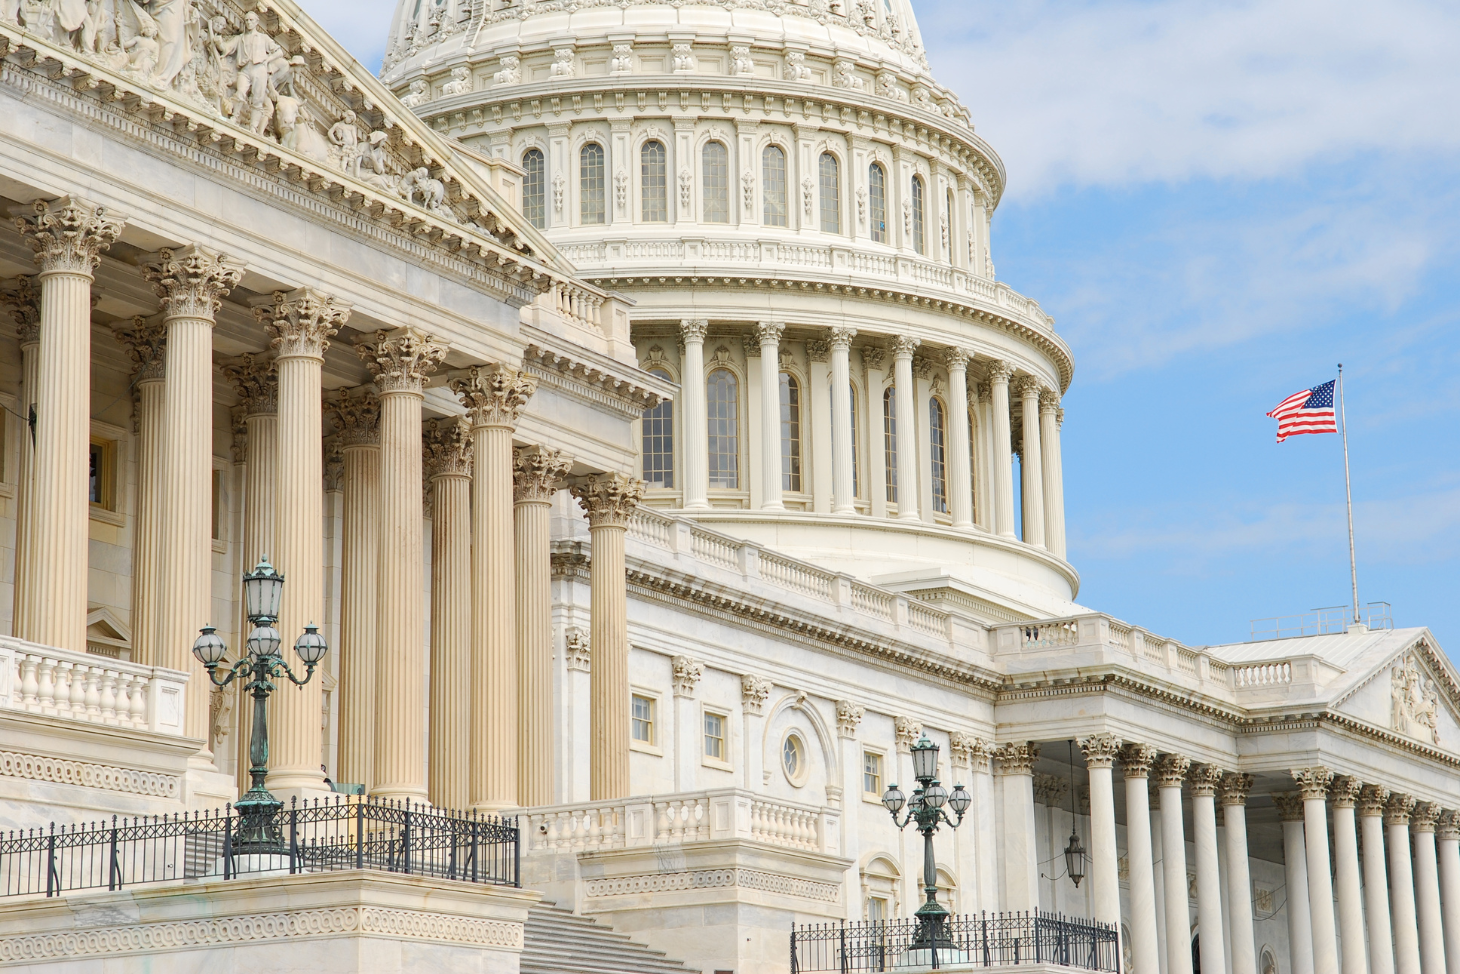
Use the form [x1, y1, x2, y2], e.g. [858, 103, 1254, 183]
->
[232, 786, 285, 855]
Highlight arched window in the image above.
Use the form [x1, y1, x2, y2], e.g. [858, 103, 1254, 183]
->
[521, 148, 545, 229]
[641, 368, 674, 488]
[762, 145, 788, 227]
[580, 143, 605, 225]
[641, 140, 667, 222]
[702, 141, 729, 223]
[819, 152, 840, 233]
[780, 373, 802, 493]
[929, 397, 948, 514]
[911, 175, 926, 255]
[869, 163, 887, 243]
[707, 369, 740, 489]
[882, 386, 897, 504]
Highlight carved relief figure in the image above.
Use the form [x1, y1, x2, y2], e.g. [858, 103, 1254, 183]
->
[328, 110, 364, 175]
[209, 11, 286, 133]
[1392, 655, 1441, 744]
[399, 167, 445, 211]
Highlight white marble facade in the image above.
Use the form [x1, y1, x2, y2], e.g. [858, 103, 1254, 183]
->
[0, 2, 1456, 974]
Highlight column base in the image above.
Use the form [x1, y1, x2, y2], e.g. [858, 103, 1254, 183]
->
[265, 770, 334, 806]
[760, 502, 785, 512]
[183, 766, 239, 809]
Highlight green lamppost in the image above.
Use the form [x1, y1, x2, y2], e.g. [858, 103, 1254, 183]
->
[191, 556, 328, 854]
[881, 735, 972, 956]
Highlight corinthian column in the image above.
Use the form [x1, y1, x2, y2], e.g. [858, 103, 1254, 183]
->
[15, 198, 124, 652]
[112, 319, 167, 665]
[424, 418, 472, 810]
[358, 328, 446, 802]
[1221, 773, 1259, 974]
[1330, 777, 1370, 974]
[829, 327, 858, 514]
[514, 446, 572, 808]
[680, 319, 709, 509]
[1014, 377, 1046, 549]
[1121, 744, 1162, 974]
[1437, 812, 1460, 974]
[4, 277, 40, 638]
[1190, 765, 1227, 974]
[1413, 803, 1446, 974]
[326, 389, 380, 792]
[450, 364, 537, 812]
[1155, 753, 1194, 974]
[1039, 390, 1066, 558]
[945, 348, 973, 528]
[1361, 786, 1397, 974]
[1078, 735, 1123, 934]
[1275, 793, 1316, 974]
[987, 362, 1015, 537]
[145, 246, 243, 755]
[993, 741, 1039, 910]
[1293, 768, 1340, 974]
[891, 336, 920, 519]
[569, 473, 645, 800]
[756, 321, 785, 511]
[254, 289, 348, 794]
[1390, 795, 1424, 974]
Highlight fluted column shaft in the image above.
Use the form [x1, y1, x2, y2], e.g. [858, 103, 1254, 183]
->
[1437, 816, 1460, 974]
[1156, 755, 1194, 974]
[1079, 736, 1122, 933]
[1392, 798, 1424, 974]
[946, 349, 973, 528]
[1414, 806, 1446, 974]
[16, 199, 123, 652]
[7, 277, 40, 639]
[829, 328, 857, 514]
[571, 474, 645, 801]
[1277, 795, 1315, 974]
[1331, 780, 1370, 974]
[988, 363, 1015, 536]
[1362, 788, 1397, 974]
[993, 742, 1039, 911]
[425, 419, 472, 811]
[1121, 745, 1161, 974]
[359, 328, 446, 802]
[757, 321, 784, 511]
[680, 320, 709, 509]
[1015, 377, 1046, 549]
[891, 337, 919, 520]
[1039, 392, 1066, 558]
[1295, 769, 1340, 974]
[1222, 774, 1259, 974]
[113, 319, 168, 666]
[1191, 768, 1227, 974]
[451, 365, 536, 812]
[514, 447, 571, 808]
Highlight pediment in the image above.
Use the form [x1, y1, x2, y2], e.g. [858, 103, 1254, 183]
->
[1329, 633, 1460, 752]
[85, 606, 131, 644]
[0, 0, 568, 281]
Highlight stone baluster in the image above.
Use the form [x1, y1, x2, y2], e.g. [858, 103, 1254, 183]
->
[424, 417, 473, 810]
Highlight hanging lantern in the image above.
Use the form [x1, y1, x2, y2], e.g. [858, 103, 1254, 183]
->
[1064, 826, 1086, 887]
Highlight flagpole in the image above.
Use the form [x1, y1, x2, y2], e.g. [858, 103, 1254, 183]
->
[1337, 364, 1360, 626]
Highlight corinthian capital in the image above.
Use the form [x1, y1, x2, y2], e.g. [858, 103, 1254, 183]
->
[3, 275, 41, 343]
[951, 732, 993, 771]
[513, 446, 572, 502]
[986, 360, 1014, 384]
[422, 417, 473, 478]
[16, 196, 124, 275]
[1120, 742, 1158, 779]
[1012, 375, 1043, 400]
[836, 700, 865, 739]
[1078, 733, 1123, 770]
[1154, 753, 1191, 787]
[569, 472, 645, 527]
[111, 317, 168, 383]
[450, 364, 538, 428]
[994, 741, 1039, 776]
[1040, 389, 1061, 413]
[891, 335, 920, 359]
[1273, 793, 1306, 823]
[859, 344, 887, 372]
[1330, 776, 1363, 808]
[1358, 784, 1391, 817]
[1291, 767, 1334, 801]
[221, 353, 278, 416]
[755, 320, 784, 346]
[1413, 802, 1443, 833]
[1219, 772, 1254, 806]
[143, 245, 244, 321]
[326, 387, 381, 446]
[357, 327, 447, 395]
[1189, 764, 1224, 797]
[255, 288, 351, 360]
[943, 346, 971, 371]
[828, 326, 857, 350]
[1385, 793, 1418, 826]
[680, 318, 709, 343]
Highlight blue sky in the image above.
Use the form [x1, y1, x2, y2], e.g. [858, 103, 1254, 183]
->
[304, 0, 1459, 652]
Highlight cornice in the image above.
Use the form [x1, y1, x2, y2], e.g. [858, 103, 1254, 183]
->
[521, 342, 671, 418]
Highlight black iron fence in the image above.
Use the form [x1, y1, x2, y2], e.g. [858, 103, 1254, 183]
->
[0, 796, 518, 898]
[792, 911, 1119, 972]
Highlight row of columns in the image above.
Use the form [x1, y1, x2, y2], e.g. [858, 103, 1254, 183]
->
[672, 318, 1067, 558]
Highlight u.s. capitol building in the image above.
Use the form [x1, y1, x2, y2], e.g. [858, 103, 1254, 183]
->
[0, 0, 1453, 973]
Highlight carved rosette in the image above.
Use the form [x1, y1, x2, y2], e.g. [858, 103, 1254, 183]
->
[1384, 794, 1418, 827]
[835, 700, 865, 739]
[143, 246, 244, 321]
[671, 656, 704, 697]
[943, 346, 971, 371]
[741, 674, 771, 715]
[569, 473, 645, 528]
[564, 629, 591, 672]
[951, 732, 991, 772]
[1154, 753, 1191, 788]
[893, 716, 922, 751]
[326, 388, 381, 446]
[16, 197, 124, 276]
[995, 741, 1039, 777]
[111, 317, 168, 384]
[422, 417, 473, 479]
[859, 345, 886, 372]
[1330, 776, 1363, 808]
[1273, 793, 1306, 823]
[1078, 733, 1123, 770]
[450, 364, 538, 428]
[1219, 772, 1255, 806]
[891, 335, 920, 360]
[1358, 784, 1391, 818]
[1120, 742, 1158, 779]
[1412, 802, 1443, 833]
[1189, 764, 1224, 797]
[3, 275, 41, 343]
[680, 318, 709, 343]
[1292, 767, 1334, 801]
[357, 327, 448, 395]
[256, 288, 351, 359]
[987, 360, 1015, 384]
[221, 353, 279, 416]
[513, 446, 572, 503]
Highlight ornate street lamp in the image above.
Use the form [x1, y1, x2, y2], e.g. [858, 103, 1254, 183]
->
[882, 735, 972, 957]
[192, 556, 328, 854]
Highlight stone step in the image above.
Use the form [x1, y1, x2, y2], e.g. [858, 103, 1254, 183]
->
[520, 902, 700, 974]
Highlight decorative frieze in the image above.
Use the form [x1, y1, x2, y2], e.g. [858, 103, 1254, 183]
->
[1392, 654, 1441, 744]
[143, 246, 244, 321]
[512, 447, 572, 502]
[16, 196, 123, 275]
[0, 747, 179, 799]
[256, 287, 351, 359]
[741, 674, 771, 715]
[357, 327, 448, 394]
[584, 866, 838, 903]
[835, 700, 864, 738]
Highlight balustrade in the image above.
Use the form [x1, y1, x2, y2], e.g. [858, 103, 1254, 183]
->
[0, 636, 188, 735]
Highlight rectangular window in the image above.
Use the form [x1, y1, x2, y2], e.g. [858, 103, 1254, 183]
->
[703, 142, 730, 223]
[780, 373, 802, 493]
[707, 369, 740, 489]
[631, 694, 655, 744]
[641, 141, 668, 222]
[762, 146, 788, 227]
[930, 398, 948, 515]
[522, 149, 546, 229]
[88, 438, 116, 511]
[819, 152, 840, 233]
[704, 711, 726, 760]
[863, 750, 883, 796]
[869, 164, 887, 243]
[580, 143, 606, 225]
[641, 370, 675, 488]
[882, 389, 897, 504]
[868, 897, 888, 923]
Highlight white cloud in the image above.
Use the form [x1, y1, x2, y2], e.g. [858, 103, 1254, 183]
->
[922, 0, 1460, 197]
[297, 0, 396, 71]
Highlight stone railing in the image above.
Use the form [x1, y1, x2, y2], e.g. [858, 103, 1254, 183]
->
[522, 788, 837, 857]
[0, 636, 188, 736]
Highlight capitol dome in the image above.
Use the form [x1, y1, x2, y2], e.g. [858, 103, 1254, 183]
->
[380, 0, 1079, 622]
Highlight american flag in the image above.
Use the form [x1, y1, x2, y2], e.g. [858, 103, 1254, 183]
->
[1266, 380, 1338, 443]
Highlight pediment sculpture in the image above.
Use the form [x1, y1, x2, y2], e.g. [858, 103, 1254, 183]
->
[1391, 654, 1440, 745]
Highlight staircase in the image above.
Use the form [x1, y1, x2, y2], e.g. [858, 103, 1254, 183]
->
[521, 901, 700, 974]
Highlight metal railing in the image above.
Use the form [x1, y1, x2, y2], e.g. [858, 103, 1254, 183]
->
[791, 912, 1119, 972]
[1249, 602, 1393, 641]
[0, 796, 518, 898]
